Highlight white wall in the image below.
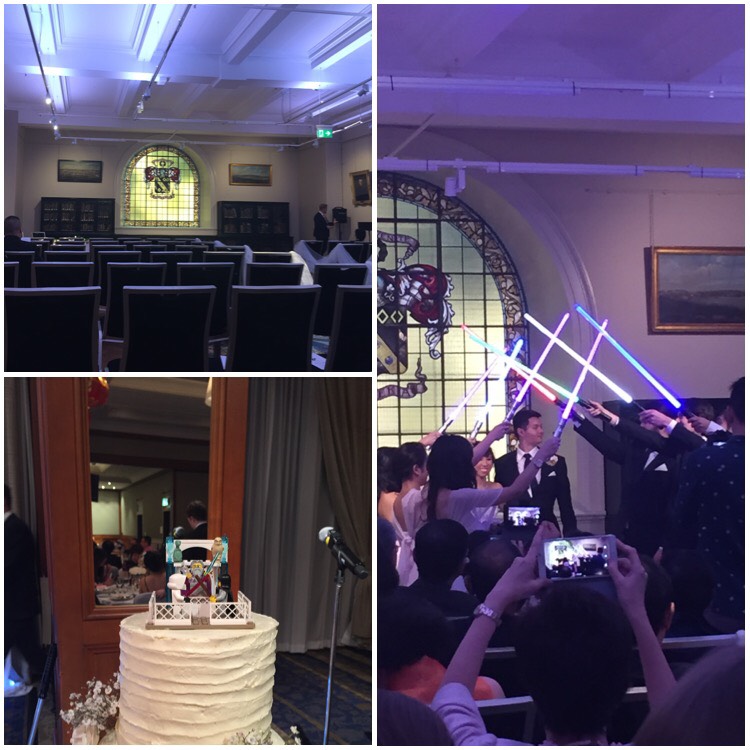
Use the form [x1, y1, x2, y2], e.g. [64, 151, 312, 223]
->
[91, 489, 121, 536]
[120, 470, 174, 543]
[12, 122, 372, 243]
[379, 125, 744, 528]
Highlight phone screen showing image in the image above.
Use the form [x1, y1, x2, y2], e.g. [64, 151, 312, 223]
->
[506, 506, 541, 528]
[541, 535, 616, 580]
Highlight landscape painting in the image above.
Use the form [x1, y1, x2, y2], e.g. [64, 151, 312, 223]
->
[648, 246, 744, 334]
[229, 163, 272, 186]
[58, 159, 102, 183]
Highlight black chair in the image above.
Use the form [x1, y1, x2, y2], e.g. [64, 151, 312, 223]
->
[176, 244, 207, 262]
[44, 249, 90, 262]
[227, 285, 320, 372]
[97, 251, 142, 302]
[202, 251, 244, 284]
[5, 262, 19, 288]
[32, 262, 94, 288]
[5, 287, 100, 371]
[177, 263, 233, 341]
[52, 242, 86, 251]
[245, 262, 303, 286]
[340, 243, 371, 263]
[4, 251, 36, 287]
[312, 264, 368, 336]
[150, 251, 194, 285]
[133, 244, 167, 261]
[250, 252, 292, 263]
[325, 285, 372, 372]
[103, 263, 166, 340]
[120, 286, 215, 371]
[305, 240, 327, 256]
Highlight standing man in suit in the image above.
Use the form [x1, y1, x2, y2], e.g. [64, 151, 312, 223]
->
[4, 484, 43, 686]
[572, 403, 703, 555]
[313, 203, 333, 244]
[493, 409, 579, 535]
[182, 500, 209, 561]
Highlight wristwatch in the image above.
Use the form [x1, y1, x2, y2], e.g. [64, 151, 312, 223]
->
[473, 602, 502, 626]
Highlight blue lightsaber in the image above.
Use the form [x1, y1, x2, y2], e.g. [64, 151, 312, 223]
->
[469, 338, 524, 439]
[575, 305, 682, 409]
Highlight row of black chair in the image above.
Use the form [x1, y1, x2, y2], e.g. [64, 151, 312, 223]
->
[5, 284, 370, 372]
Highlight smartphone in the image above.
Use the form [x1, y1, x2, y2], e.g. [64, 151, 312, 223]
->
[539, 534, 617, 581]
[504, 506, 541, 528]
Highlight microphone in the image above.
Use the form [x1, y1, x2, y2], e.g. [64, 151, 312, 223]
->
[318, 527, 369, 579]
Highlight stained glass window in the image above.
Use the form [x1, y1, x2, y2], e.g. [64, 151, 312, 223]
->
[122, 145, 200, 227]
[377, 172, 529, 447]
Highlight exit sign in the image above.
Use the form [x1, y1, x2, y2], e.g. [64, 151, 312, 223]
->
[316, 128, 333, 139]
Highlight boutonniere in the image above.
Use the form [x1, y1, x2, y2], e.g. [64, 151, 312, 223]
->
[545, 455, 559, 467]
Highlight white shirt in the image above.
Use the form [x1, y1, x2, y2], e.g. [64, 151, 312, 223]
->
[516, 446, 541, 497]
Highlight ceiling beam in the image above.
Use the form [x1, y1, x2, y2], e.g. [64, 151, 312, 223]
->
[222, 6, 296, 65]
[134, 4, 177, 63]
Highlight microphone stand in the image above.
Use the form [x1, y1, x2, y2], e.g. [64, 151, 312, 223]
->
[27, 642, 56, 745]
[323, 555, 347, 745]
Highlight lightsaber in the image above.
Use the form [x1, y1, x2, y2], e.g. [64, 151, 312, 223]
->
[469, 338, 524, 439]
[575, 305, 681, 409]
[439, 356, 502, 433]
[508, 312, 570, 420]
[554, 320, 608, 437]
[463, 324, 575, 404]
[524, 313, 633, 403]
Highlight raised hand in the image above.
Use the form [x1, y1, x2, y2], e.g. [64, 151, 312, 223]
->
[587, 400, 616, 422]
[608, 539, 647, 621]
[536, 435, 561, 463]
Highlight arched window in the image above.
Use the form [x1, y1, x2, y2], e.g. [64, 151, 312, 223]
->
[122, 144, 200, 227]
[377, 172, 528, 446]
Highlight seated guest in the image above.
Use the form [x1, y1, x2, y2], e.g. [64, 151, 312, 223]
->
[4, 215, 28, 252]
[122, 544, 143, 571]
[379, 588, 501, 704]
[431, 523, 676, 745]
[410, 520, 478, 619]
[633, 640, 744, 746]
[94, 547, 117, 586]
[661, 549, 720, 637]
[641, 554, 674, 640]
[464, 538, 520, 647]
[101, 539, 121, 568]
[138, 551, 166, 595]
[378, 689, 453, 746]
[139, 535, 154, 553]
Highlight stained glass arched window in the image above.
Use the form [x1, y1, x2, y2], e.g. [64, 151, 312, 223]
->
[377, 172, 529, 447]
[122, 144, 200, 227]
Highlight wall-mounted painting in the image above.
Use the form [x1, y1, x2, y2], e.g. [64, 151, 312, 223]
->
[647, 246, 744, 334]
[58, 159, 103, 183]
[351, 170, 371, 206]
[229, 164, 272, 187]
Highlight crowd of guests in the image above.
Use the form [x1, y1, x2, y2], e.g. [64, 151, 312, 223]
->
[377, 377, 744, 745]
[93, 536, 167, 597]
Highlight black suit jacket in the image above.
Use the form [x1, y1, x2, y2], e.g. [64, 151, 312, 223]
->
[5, 513, 41, 620]
[493, 451, 577, 534]
[573, 417, 695, 554]
[313, 212, 330, 242]
[181, 521, 209, 561]
[5, 235, 31, 253]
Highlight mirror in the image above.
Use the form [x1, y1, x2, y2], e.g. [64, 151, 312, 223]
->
[88, 377, 211, 606]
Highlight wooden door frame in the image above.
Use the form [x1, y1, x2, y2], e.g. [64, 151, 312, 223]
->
[30, 377, 248, 742]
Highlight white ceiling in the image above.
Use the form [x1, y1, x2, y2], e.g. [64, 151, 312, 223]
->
[377, 4, 744, 136]
[5, 4, 372, 141]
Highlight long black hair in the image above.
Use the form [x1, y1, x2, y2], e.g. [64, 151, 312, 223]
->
[425, 434, 476, 521]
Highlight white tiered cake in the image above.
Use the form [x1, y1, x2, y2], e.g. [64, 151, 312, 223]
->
[116, 610, 278, 745]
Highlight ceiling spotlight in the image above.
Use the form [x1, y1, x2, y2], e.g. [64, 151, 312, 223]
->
[142, 88, 152, 101]
[444, 176, 457, 197]
[136, 99, 145, 114]
[357, 83, 369, 97]
[45, 96, 52, 105]
[312, 139, 320, 149]
[54, 131, 61, 141]
[277, 146, 285, 152]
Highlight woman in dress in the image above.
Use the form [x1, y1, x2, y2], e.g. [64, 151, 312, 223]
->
[138, 551, 167, 595]
[393, 423, 560, 585]
[474, 447, 502, 490]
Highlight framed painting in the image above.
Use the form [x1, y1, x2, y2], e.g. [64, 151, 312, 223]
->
[229, 164, 272, 187]
[646, 246, 744, 334]
[58, 159, 103, 183]
[351, 170, 371, 206]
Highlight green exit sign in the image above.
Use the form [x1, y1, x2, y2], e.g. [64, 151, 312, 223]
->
[316, 128, 333, 139]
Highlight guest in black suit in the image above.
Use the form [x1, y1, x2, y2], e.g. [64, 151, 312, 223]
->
[573, 402, 703, 555]
[4, 215, 29, 252]
[182, 500, 209, 561]
[313, 203, 333, 243]
[4, 484, 43, 679]
[670, 377, 744, 633]
[493, 409, 579, 535]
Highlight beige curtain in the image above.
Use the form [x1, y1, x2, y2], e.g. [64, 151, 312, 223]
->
[316, 378, 372, 644]
[242, 378, 358, 651]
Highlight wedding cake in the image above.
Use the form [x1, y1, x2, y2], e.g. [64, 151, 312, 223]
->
[116, 610, 278, 744]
